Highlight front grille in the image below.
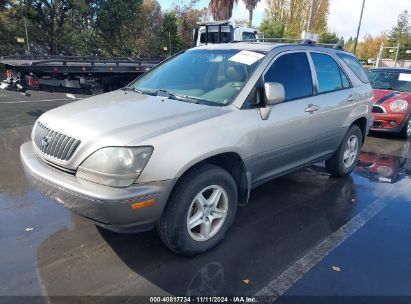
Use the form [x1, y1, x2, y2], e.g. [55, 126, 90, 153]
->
[34, 122, 80, 161]
[372, 106, 385, 114]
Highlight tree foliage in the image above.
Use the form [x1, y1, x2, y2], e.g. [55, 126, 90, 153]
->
[388, 10, 411, 60]
[260, 0, 329, 38]
[0, 0, 208, 57]
[318, 31, 340, 44]
[353, 33, 388, 60]
[259, 19, 285, 38]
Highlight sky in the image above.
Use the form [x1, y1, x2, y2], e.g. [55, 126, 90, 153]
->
[158, 0, 410, 40]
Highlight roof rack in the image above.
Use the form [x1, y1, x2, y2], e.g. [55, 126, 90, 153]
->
[232, 37, 344, 50]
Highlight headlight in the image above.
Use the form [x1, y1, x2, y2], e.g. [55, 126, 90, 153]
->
[389, 99, 408, 112]
[76, 147, 153, 187]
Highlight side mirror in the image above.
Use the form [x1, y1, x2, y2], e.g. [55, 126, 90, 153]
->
[264, 82, 285, 106]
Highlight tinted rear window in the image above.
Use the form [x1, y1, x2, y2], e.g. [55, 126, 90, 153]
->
[311, 53, 343, 92]
[337, 52, 369, 83]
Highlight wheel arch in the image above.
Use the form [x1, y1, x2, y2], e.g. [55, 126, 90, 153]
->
[170, 152, 251, 207]
[351, 117, 368, 144]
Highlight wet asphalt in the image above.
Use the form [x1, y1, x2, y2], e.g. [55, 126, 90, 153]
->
[0, 89, 411, 302]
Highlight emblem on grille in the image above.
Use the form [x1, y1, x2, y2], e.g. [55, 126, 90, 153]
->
[41, 136, 50, 147]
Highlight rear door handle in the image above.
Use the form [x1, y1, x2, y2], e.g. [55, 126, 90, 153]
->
[305, 104, 319, 114]
[347, 94, 357, 102]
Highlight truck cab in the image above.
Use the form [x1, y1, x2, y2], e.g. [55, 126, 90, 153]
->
[193, 20, 257, 46]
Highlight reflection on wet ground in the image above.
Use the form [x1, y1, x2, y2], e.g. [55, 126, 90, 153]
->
[356, 141, 411, 184]
[1, 90, 411, 298]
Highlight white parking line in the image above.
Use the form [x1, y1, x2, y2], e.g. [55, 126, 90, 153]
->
[255, 195, 393, 300]
[1, 98, 83, 104]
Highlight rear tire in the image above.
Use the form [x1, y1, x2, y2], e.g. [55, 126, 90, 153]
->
[157, 163, 238, 256]
[326, 125, 363, 177]
[401, 116, 411, 139]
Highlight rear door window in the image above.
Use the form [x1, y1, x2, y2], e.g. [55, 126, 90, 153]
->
[264, 52, 313, 101]
[311, 52, 351, 93]
[337, 52, 369, 83]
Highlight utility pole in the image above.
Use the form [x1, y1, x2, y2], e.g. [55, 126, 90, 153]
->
[168, 32, 171, 57]
[307, 0, 315, 31]
[23, 16, 30, 55]
[353, 0, 365, 55]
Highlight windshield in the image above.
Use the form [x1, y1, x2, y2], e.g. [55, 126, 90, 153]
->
[129, 49, 265, 105]
[367, 70, 411, 92]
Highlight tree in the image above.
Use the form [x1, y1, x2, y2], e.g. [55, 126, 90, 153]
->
[162, 11, 181, 55]
[259, 18, 285, 38]
[96, 0, 143, 56]
[173, 1, 209, 50]
[261, 0, 329, 39]
[390, 10, 410, 44]
[318, 31, 339, 44]
[242, 0, 260, 26]
[208, 0, 238, 21]
[388, 10, 411, 60]
[17, 0, 76, 55]
[355, 33, 388, 60]
[129, 0, 163, 57]
[0, 1, 27, 55]
[309, 0, 328, 33]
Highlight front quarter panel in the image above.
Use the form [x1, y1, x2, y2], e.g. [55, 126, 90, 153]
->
[135, 107, 259, 183]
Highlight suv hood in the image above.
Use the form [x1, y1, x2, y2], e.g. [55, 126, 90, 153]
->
[37, 90, 223, 146]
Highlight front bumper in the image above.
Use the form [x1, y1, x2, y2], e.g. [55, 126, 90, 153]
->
[370, 112, 409, 133]
[20, 141, 174, 233]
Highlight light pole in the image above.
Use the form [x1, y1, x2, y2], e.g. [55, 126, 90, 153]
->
[353, 0, 365, 55]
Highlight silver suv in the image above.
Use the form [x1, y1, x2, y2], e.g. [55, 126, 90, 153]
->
[21, 42, 374, 255]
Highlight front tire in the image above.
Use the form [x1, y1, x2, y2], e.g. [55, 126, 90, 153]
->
[157, 164, 238, 256]
[401, 116, 411, 139]
[326, 125, 363, 177]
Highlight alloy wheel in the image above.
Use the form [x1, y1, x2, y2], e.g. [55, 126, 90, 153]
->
[343, 135, 359, 168]
[186, 185, 229, 242]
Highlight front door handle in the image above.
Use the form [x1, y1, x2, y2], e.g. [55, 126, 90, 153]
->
[305, 104, 319, 114]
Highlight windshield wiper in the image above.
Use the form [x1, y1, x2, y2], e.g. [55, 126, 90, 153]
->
[124, 87, 219, 105]
[122, 87, 143, 94]
[154, 89, 200, 104]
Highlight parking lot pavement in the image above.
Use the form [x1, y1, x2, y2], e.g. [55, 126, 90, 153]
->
[0, 89, 88, 129]
[1, 89, 411, 301]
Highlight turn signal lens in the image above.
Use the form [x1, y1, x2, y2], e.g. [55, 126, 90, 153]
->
[131, 199, 155, 209]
